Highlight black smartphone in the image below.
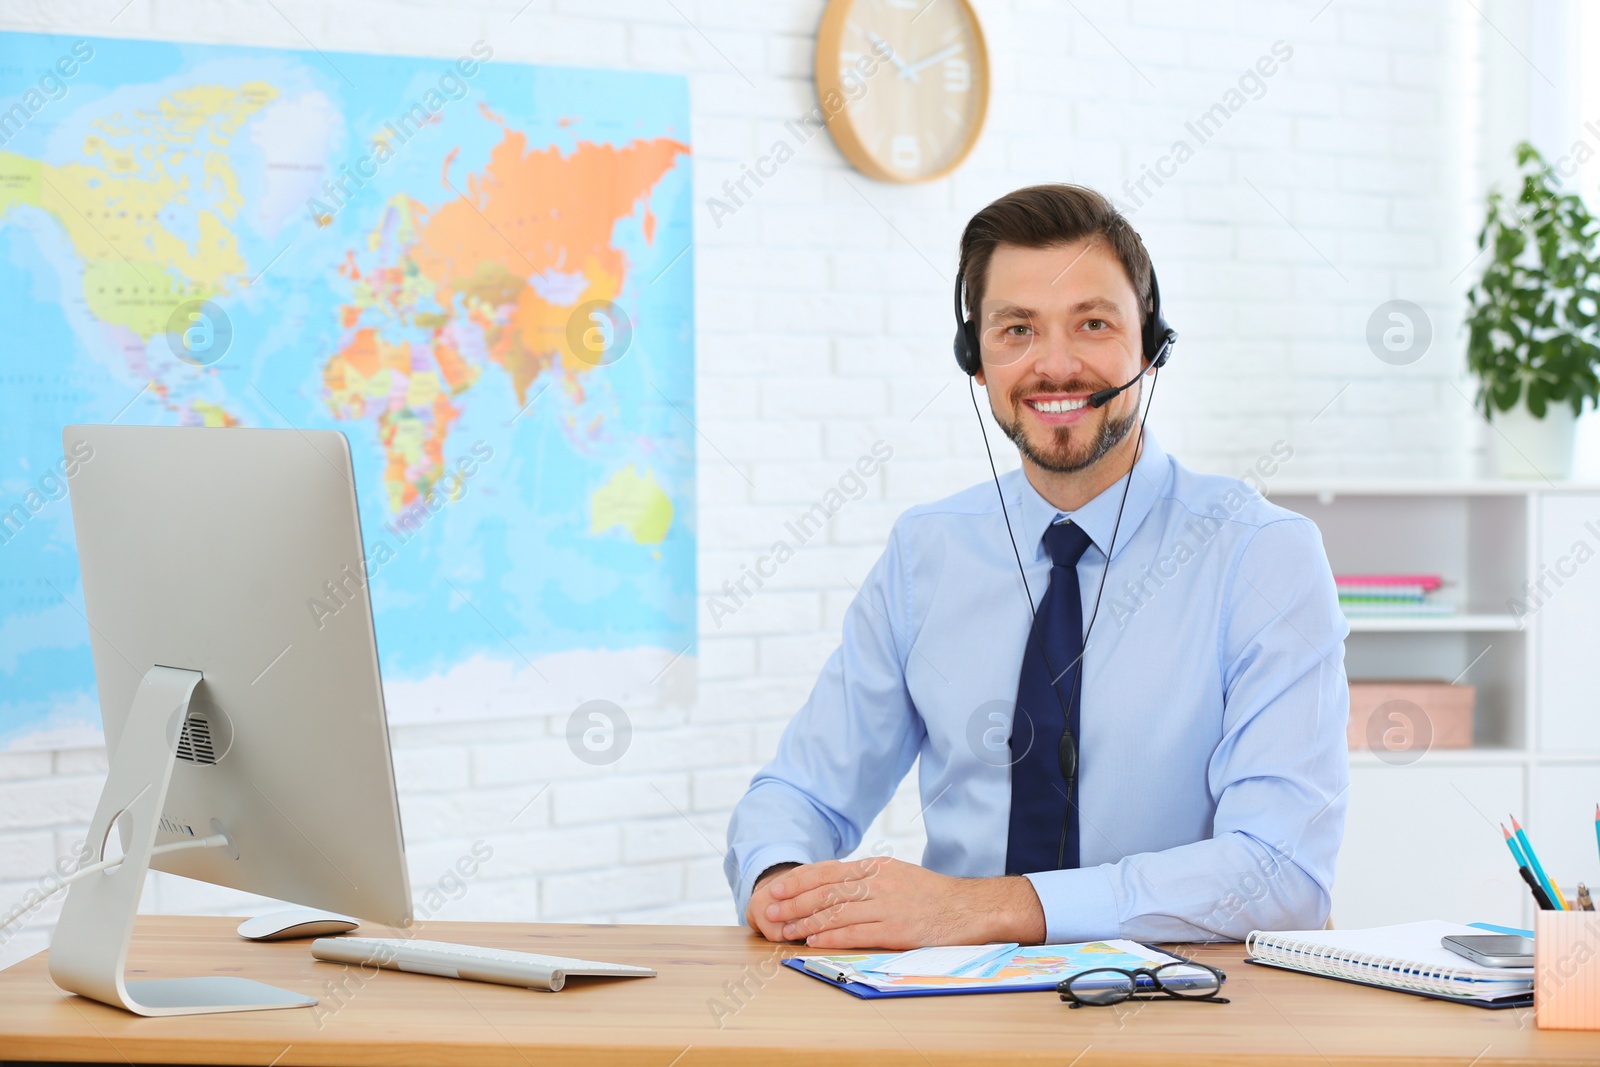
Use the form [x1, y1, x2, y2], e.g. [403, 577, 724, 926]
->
[1440, 934, 1535, 967]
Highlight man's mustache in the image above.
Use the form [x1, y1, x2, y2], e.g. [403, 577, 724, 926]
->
[1008, 380, 1114, 404]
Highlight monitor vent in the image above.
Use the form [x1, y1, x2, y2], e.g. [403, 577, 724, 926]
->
[175, 711, 218, 765]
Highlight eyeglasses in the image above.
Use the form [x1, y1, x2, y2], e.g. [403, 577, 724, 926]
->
[1057, 961, 1229, 1008]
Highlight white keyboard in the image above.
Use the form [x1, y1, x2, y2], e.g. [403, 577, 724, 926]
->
[310, 936, 657, 992]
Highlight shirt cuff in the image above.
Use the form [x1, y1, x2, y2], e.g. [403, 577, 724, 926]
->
[1023, 865, 1120, 943]
[734, 845, 814, 921]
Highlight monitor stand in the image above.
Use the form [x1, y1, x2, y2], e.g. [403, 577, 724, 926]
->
[47, 665, 317, 1016]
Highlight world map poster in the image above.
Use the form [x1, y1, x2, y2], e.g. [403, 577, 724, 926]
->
[0, 32, 696, 749]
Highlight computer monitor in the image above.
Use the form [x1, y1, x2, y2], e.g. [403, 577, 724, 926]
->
[49, 424, 411, 1016]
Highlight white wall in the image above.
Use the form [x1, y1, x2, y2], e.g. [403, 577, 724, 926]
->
[0, 0, 1547, 968]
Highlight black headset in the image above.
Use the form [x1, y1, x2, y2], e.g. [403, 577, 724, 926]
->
[951, 264, 1177, 380]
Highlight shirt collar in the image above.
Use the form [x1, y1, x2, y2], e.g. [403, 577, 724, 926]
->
[1012, 429, 1172, 563]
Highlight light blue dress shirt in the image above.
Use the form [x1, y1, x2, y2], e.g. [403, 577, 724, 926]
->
[724, 431, 1350, 943]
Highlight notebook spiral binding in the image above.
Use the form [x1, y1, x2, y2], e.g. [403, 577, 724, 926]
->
[1244, 931, 1477, 998]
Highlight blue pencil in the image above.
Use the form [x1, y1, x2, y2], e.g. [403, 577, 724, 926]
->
[1513, 815, 1564, 910]
[1501, 823, 1527, 868]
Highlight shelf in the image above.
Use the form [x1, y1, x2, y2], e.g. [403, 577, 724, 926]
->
[1270, 480, 1600, 498]
[1296, 481, 1600, 931]
[1344, 614, 1524, 633]
[1348, 747, 1528, 767]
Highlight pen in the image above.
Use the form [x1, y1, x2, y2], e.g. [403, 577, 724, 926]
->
[1502, 825, 1554, 911]
[1512, 816, 1565, 911]
[1579, 883, 1594, 912]
[1519, 866, 1557, 910]
[802, 958, 853, 983]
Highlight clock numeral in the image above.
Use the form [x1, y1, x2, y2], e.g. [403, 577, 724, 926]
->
[944, 58, 970, 92]
[891, 134, 921, 171]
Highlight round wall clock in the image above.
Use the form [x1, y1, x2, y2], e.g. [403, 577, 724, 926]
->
[815, 0, 991, 183]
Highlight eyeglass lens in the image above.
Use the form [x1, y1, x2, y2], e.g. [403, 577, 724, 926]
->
[1065, 962, 1221, 1005]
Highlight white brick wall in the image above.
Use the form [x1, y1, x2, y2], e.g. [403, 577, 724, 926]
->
[0, 0, 1542, 969]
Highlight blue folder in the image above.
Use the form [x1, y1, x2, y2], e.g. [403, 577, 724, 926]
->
[782, 944, 1222, 1000]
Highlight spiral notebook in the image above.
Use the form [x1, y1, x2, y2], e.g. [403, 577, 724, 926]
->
[1244, 920, 1533, 1008]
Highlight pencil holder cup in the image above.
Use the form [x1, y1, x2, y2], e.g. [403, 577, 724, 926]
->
[1535, 911, 1600, 1030]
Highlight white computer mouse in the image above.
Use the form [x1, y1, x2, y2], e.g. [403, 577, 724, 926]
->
[237, 908, 360, 941]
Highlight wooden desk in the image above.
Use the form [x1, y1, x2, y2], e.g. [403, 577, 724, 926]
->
[1, 916, 1597, 1066]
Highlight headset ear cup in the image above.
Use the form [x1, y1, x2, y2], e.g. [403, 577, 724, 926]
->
[954, 320, 981, 376]
[1141, 268, 1175, 370]
[1149, 324, 1176, 370]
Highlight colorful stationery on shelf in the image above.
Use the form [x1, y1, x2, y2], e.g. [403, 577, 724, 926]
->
[1244, 920, 1533, 1008]
[785, 940, 1220, 1000]
[1334, 573, 1454, 616]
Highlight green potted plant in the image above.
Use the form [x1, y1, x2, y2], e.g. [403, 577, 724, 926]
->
[1465, 141, 1600, 478]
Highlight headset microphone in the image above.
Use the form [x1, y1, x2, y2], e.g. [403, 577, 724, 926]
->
[1087, 374, 1141, 409]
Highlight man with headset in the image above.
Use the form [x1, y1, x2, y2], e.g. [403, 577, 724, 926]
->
[724, 184, 1348, 949]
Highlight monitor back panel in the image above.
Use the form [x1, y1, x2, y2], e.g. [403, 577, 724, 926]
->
[64, 424, 411, 926]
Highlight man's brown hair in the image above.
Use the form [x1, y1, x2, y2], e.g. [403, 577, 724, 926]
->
[957, 184, 1153, 326]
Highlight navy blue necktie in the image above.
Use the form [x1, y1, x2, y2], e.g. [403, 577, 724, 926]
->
[1006, 519, 1094, 875]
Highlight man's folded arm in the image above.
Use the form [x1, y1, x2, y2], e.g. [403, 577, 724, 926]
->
[1025, 517, 1350, 942]
[724, 526, 925, 919]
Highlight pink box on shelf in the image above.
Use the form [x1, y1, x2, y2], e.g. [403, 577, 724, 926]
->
[1346, 681, 1475, 752]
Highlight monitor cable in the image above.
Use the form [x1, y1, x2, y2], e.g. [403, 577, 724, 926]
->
[0, 832, 232, 933]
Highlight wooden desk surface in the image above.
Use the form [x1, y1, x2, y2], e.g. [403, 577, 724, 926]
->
[0, 916, 1596, 1066]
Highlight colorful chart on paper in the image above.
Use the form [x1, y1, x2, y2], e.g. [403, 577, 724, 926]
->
[805, 941, 1193, 991]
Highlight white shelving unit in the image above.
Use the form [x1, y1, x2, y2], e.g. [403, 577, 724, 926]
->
[1267, 481, 1600, 930]
[1346, 615, 1521, 633]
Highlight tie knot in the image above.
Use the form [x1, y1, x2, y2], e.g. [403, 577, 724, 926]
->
[1043, 519, 1094, 569]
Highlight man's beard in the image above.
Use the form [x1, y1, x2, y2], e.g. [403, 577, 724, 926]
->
[994, 382, 1139, 475]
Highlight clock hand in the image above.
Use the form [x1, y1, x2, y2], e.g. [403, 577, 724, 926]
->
[898, 42, 964, 79]
[868, 31, 917, 82]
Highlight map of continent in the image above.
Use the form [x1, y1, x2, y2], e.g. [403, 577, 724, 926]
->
[0, 32, 696, 749]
